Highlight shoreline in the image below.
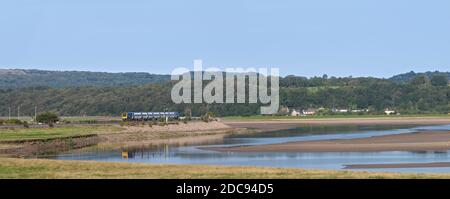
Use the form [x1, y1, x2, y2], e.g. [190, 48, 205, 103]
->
[96, 121, 248, 150]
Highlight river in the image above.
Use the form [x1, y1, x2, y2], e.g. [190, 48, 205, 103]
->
[46, 124, 450, 173]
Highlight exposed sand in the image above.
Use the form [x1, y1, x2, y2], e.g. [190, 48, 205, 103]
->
[224, 118, 450, 131]
[344, 162, 450, 169]
[209, 131, 450, 153]
[96, 121, 243, 149]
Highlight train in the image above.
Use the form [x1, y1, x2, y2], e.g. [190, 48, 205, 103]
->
[121, 112, 180, 121]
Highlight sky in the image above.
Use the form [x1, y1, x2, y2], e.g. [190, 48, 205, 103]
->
[0, 0, 449, 77]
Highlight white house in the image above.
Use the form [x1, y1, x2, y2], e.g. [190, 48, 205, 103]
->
[332, 108, 349, 113]
[302, 108, 316, 115]
[384, 109, 396, 115]
[351, 109, 368, 113]
[291, 110, 301, 117]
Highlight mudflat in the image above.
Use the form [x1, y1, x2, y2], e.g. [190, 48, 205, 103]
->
[344, 162, 450, 169]
[224, 117, 450, 131]
[209, 131, 450, 153]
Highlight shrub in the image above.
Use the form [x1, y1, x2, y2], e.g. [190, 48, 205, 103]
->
[36, 112, 59, 124]
[23, 121, 29, 128]
[78, 119, 98, 124]
[62, 120, 71, 124]
[6, 119, 22, 125]
[201, 112, 215, 123]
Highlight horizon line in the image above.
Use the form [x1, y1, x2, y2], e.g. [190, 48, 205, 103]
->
[0, 67, 448, 79]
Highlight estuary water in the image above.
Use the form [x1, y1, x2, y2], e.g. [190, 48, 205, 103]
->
[48, 124, 450, 173]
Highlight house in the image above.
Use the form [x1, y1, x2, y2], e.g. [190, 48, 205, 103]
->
[291, 109, 301, 117]
[351, 109, 368, 113]
[278, 106, 290, 115]
[302, 108, 316, 115]
[332, 108, 348, 113]
[385, 109, 396, 115]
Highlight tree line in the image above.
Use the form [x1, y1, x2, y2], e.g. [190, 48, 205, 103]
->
[0, 71, 448, 117]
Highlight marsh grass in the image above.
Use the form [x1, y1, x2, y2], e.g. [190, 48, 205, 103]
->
[0, 158, 448, 179]
[0, 126, 123, 142]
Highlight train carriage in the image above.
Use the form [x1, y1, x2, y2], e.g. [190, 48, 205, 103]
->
[121, 111, 180, 121]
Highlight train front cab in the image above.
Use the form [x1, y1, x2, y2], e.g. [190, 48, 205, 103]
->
[121, 112, 129, 121]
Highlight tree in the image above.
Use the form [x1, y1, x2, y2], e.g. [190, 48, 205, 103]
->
[430, 75, 449, 87]
[36, 112, 59, 125]
[409, 75, 430, 87]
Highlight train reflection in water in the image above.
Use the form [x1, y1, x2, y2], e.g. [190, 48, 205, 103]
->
[121, 145, 170, 159]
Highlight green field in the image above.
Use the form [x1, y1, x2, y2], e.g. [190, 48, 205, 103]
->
[1, 158, 450, 179]
[60, 116, 121, 122]
[0, 125, 122, 142]
[0, 116, 121, 123]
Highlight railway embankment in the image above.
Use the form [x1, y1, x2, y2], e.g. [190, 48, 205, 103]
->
[0, 121, 243, 157]
[0, 134, 99, 157]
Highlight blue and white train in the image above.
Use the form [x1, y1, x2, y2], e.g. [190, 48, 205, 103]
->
[121, 112, 180, 121]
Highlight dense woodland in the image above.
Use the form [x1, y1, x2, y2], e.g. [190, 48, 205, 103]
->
[0, 69, 169, 89]
[0, 69, 449, 117]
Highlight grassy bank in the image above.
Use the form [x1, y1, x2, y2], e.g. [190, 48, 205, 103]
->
[0, 125, 122, 142]
[224, 114, 450, 121]
[1, 158, 449, 179]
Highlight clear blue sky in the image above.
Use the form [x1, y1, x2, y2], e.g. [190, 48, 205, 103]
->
[0, 0, 449, 77]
